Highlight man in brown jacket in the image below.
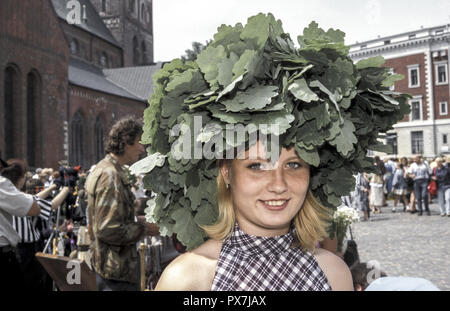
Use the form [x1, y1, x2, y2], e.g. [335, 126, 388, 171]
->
[86, 117, 153, 291]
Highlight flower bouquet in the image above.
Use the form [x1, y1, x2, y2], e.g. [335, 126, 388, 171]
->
[333, 206, 360, 253]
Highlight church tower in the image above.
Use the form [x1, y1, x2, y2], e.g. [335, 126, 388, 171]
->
[90, 0, 154, 66]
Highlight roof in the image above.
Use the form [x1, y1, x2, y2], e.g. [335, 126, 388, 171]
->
[51, 0, 120, 48]
[103, 62, 165, 101]
[349, 24, 450, 47]
[68, 57, 143, 101]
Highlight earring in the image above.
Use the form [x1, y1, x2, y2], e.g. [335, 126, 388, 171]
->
[226, 183, 230, 189]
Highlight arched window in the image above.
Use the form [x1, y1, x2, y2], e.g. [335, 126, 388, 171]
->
[70, 39, 78, 55]
[26, 71, 41, 167]
[133, 36, 140, 66]
[148, 3, 152, 25]
[71, 111, 84, 166]
[94, 116, 105, 162]
[141, 41, 147, 65]
[129, 0, 135, 13]
[141, 3, 145, 20]
[101, 0, 107, 12]
[99, 52, 109, 68]
[3, 65, 20, 159]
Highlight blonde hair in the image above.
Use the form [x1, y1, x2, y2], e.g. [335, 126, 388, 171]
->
[202, 162, 332, 253]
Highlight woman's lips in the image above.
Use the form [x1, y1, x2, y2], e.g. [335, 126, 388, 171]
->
[259, 199, 290, 211]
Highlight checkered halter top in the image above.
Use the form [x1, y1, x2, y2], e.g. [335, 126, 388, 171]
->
[211, 222, 332, 291]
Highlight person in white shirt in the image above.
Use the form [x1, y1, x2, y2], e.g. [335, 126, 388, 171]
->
[408, 155, 432, 216]
[0, 157, 40, 290]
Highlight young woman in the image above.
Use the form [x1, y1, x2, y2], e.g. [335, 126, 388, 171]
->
[138, 13, 409, 292]
[354, 173, 371, 221]
[155, 141, 353, 291]
[431, 157, 450, 216]
[401, 157, 416, 213]
[392, 162, 409, 212]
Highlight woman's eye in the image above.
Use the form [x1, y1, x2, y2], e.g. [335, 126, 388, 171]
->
[247, 162, 273, 170]
[287, 162, 301, 169]
[248, 163, 264, 170]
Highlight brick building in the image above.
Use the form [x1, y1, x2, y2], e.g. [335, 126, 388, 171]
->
[1, 0, 158, 169]
[350, 24, 450, 158]
[90, 0, 154, 66]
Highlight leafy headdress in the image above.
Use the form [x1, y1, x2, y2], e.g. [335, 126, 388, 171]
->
[132, 13, 410, 250]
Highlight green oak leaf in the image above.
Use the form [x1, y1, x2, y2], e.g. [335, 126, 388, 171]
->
[295, 144, 320, 167]
[356, 56, 386, 70]
[194, 201, 218, 226]
[329, 119, 357, 157]
[289, 78, 319, 103]
[171, 208, 205, 250]
[221, 85, 279, 112]
[129, 153, 166, 176]
[217, 52, 239, 87]
[240, 13, 283, 50]
[197, 45, 227, 90]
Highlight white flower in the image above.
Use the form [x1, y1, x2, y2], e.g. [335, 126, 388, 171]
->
[333, 205, 360, 225]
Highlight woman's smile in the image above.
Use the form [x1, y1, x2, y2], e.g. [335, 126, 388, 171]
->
[258, 199, 291, 211]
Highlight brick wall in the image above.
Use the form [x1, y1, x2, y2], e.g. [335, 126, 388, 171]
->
[0, 0, 69, 168]
[431, 50, 450, 120]
[385, 53, 428, 122]
[61, 22, 123, 68]
[69, 85, 146, 167]
[90, 0, 154, 66]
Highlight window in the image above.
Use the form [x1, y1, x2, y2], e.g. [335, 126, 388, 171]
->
[101, 0, 106, 12]
[411, 131, 424, 154]
[435, 62, 448, 85]
[26, 72, 41, 167]
[408, 65, 420, 88]
[384, 40, 391, 45]
[440, 101, 448, 115]
[410, 99, 422, 121]
[70, 39, 78, 55]
[409, 34, 416, 40]
[71, 112, 84, 166]
[141, 3, 145, 20]
[436, 29, 444, 35]
[133, 36, 140, 65]
[443, 134, 448, 145]
[388, 68, 395, 91]
[99, 52, 109, 68]
[94, 117, 104, 163]
[4, 66, 19, 159]
[141, 41, 147, 65]
[129, 0, 135, 12]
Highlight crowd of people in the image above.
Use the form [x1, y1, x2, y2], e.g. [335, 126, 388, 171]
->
[351, 155, 450, 221]
[0, 118, 182, 291]
[2, 120, 445, 291]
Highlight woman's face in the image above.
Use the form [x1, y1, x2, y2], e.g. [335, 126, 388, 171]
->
[221, 141, 310, 237]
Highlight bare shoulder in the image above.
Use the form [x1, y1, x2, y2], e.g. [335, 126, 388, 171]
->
[313, 248, 354, 291]
[155, 239, 222, 291]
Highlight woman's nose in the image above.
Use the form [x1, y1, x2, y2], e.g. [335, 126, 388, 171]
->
[267, 167, 288, 194]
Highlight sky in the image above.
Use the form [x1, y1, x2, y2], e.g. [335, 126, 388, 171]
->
[153, 0, 450, 62]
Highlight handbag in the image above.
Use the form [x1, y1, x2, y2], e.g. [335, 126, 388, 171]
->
[428, 179, 437, 196]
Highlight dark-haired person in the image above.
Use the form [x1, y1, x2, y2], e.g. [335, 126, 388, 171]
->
[12, 178, 71, 291]
[0, 158, 40, 290]
[350, 262, 387, 291]
[86, 117, 156, 291]
[408, 155, 432, 216]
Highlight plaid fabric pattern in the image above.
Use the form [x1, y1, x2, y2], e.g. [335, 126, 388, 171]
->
[211, 222, 331, 291]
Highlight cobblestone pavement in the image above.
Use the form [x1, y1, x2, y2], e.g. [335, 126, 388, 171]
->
[350, 199, 450, 291]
